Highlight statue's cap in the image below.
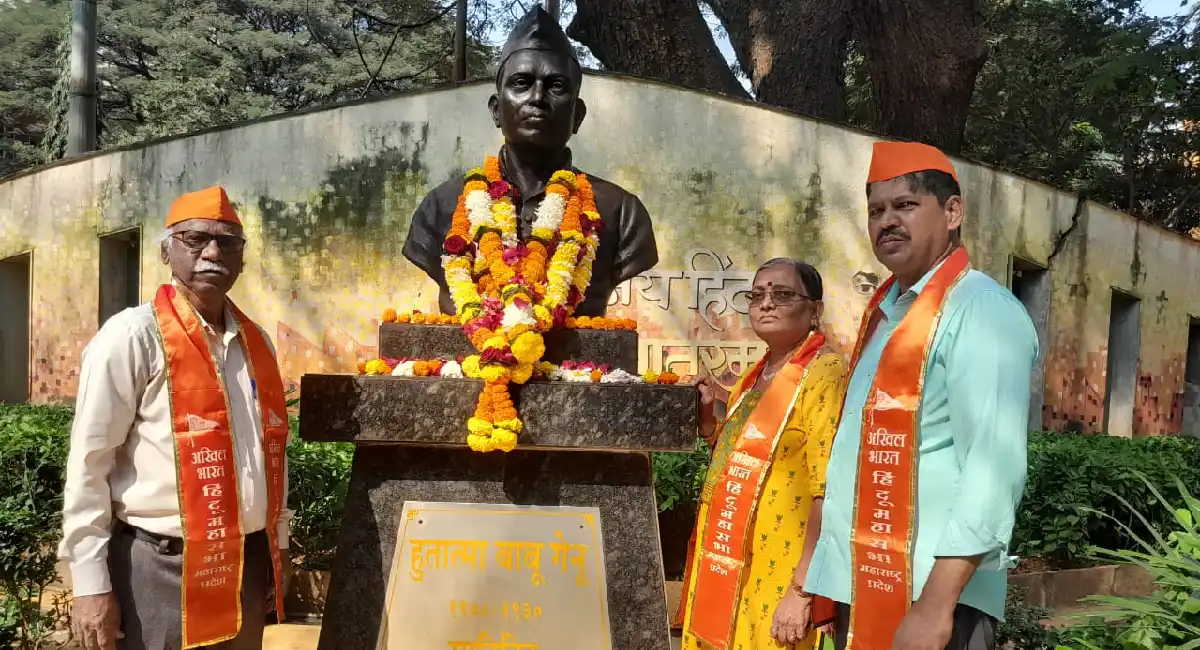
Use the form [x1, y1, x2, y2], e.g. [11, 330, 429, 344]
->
[498, 7, 577, 75]
[868, 141, 958, 184]
[166, 186, 242, 228]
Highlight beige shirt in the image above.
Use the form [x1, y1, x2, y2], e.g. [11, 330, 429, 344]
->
[58, 302, 293, 597]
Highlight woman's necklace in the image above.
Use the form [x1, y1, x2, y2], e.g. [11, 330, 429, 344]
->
[757, 337, 807, 386]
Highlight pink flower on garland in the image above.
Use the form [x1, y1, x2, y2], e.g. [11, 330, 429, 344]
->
[502, 246, 525, 265]
[481, 348, 517, 364]
[488, 180, 512, 200]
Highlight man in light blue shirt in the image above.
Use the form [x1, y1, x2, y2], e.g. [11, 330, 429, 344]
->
[803, 142, 1037, 650]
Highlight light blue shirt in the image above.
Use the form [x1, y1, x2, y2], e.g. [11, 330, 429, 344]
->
[804, 264, 1038, 621]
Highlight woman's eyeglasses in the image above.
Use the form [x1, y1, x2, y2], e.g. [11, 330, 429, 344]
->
[170, 231, 246, 253]
[740, 289, 811, 307]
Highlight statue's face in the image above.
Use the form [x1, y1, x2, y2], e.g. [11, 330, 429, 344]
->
[490, 50, 585, 152]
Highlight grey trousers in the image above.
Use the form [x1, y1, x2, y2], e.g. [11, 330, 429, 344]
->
[833, 602, 996, 650]
[109, 522, 272, 650]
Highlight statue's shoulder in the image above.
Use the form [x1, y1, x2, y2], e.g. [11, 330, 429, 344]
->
[576, 169, 647, 214]
[423, 175, 465, 205]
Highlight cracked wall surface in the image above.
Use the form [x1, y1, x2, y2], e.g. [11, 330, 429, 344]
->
[1, 74, 1199, 435]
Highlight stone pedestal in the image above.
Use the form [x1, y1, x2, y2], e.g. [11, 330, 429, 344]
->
[299, 324, 697, 650]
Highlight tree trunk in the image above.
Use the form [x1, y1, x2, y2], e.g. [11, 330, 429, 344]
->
[853, 0, 986, 152]
[708, 0, 852, 121]
[568, 0, 751, 100]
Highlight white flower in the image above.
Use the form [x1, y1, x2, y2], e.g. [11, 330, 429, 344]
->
[532, 192, 567, 231]
[391, 360, 416, 377]
[501, 303, 537, 329]
[465, 190, 493, 230]
[560, 369, 592, 383]
[440, 360, 464, 378]
[600, 369, 642, 384]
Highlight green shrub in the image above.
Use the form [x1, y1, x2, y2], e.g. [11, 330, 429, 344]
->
[998, 585, 1063, 650]
[0, 403, 73, 648]
[1060, 475, 1200, 649]
[285, 437, 354, 570]
[283, 397, 354, 571]
[651, 439, 711, 512]
[1014, 432, 1200, 568]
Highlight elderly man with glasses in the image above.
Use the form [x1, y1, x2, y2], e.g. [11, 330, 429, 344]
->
[60, 186, 292, 650]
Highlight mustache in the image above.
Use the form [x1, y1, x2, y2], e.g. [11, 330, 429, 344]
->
[876, 228, 909, 244]
[194, 260, 230, 275]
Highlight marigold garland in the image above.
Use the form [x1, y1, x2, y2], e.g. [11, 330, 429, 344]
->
[382, 310, 632, 331]
[357, 355, 681, 386]
[437, 157, 603, 452]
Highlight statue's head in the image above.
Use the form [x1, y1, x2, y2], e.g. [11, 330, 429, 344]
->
[489, 7, 586, 154]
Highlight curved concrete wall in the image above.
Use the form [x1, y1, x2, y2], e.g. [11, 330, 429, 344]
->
[1, 73, 1198, 435]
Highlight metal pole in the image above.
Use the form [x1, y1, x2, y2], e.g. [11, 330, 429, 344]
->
[545, 0, 561, 20]
[452, 0, 467, 82]
[68, 0, 98, 155]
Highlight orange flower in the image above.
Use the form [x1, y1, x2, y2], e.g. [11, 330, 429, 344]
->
[484, 155, 502, 183]
[413, 361, 431, 377]
[413, 313, 427, 325]
[546, 184, 570, 198]
[382, 308, 397, 323]
[487, 380, 517, 421]
[356, 360, 367, 374]
[523, 241, 548, 283]
[560, 196, 582, 232]
[564, 317, 576, 328]
[576, 316, 592, 329]
[397, 313, 412, 324]
[471, 328, 494, 350]
[465, 179, 488, 193]
[660, 372, 680, 385]
[578, 176, 596, 210]
[590, 369, 602, 382]
[473, 387, 494, 421]
[490, 258, 516, 285]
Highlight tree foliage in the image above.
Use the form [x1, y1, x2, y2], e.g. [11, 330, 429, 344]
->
[0, 0, 487, 177]
[964, 0, 1200, 233]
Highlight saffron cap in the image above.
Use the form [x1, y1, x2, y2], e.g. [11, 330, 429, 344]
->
[867, 141, 959, 184]
[165, 186, 242, 228]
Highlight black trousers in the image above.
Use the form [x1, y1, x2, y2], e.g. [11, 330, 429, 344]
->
[832, 602, 996, 650]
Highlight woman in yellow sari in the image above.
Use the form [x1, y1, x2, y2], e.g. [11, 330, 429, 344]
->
[679, 258, 847, 650]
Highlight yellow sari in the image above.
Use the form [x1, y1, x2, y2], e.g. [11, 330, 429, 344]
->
[680, 351, 847, 650]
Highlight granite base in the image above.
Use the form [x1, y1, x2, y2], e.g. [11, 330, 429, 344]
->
[317, 446, 672, 650]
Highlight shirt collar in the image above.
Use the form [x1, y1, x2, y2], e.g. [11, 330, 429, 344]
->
[880, 258, 949, 318]
[198, 305, 240, 345]
[498, 145, 576, 200]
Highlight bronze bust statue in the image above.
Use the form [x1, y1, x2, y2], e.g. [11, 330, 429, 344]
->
[402, 7, 659, 317]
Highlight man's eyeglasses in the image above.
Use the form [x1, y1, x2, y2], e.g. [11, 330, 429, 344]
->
[170, 231, 246, 253]
[740, 289, 811, 307]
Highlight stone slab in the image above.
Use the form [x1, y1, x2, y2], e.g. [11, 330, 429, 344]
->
[317, 447, 671, 650]
[379, 324, 639, 373]
[299, 374, 697, 452]
[1045, 566, 1115, 609]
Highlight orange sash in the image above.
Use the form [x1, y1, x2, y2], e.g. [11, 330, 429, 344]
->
[842, 248, 969, 650]
[687, 332, 826, 650]
[152, 284, 289, 648]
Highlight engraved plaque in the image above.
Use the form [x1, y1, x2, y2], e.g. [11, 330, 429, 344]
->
[378, 502, 612, 650]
